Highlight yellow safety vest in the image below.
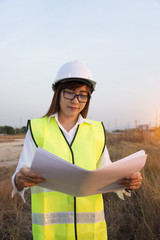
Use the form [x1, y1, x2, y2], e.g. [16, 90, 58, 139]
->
[28, 116, 107, 240]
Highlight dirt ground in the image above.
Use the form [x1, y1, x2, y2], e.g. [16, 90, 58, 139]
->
[0, 134, 25, 143]
[0, 135, 25, 167]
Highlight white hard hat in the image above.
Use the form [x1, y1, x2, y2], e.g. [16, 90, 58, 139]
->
[52, 60, 96, 92]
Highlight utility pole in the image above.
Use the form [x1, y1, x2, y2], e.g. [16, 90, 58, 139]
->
[115, 118, 117, 130]
[135, 120, 138, 129]
[155, 111, 158, 127]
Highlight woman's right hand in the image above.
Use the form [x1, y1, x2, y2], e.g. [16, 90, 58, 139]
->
[15, 167, 46, 191]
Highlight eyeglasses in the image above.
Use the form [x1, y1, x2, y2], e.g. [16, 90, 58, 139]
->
[63, 90, 89, 103]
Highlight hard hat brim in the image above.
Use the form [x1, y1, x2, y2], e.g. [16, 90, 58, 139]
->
[52, 78, 96, 92]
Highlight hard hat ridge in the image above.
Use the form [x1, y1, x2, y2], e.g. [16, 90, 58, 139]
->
[52, 60, 96, 92]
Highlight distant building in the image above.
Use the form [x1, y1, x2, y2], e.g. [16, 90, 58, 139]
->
[138, 124, 149, 131]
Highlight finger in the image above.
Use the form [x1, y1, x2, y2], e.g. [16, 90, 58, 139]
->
[125, 172, 141, 180]
[20, 167, 43, 179]
[17, 170, 46, 187]
[23, 180, 45, 188]
[120, 180, 142, 188]
[23, 182, 37, 188]
[20, 167, 39, 178]
[128, 184, 142, 190]
[18, 176, 46, 189]
[20, 175, 46, 184]
[120, 175, 142, 184]
[125, 182, 141, 188]
[119, 181, 142, 188]
[119, 178, 142, 185]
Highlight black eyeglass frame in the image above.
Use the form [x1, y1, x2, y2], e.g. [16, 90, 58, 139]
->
[63, 90, 89, 103]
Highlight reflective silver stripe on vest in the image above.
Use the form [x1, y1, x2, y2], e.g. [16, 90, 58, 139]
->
[32, 210, 105, 226]
[31, 186, 54, 194]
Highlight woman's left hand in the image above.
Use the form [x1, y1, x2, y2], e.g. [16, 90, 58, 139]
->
[118, 172, 142, 190]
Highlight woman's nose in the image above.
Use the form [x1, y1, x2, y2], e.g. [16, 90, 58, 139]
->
[71, 95, 79, 103]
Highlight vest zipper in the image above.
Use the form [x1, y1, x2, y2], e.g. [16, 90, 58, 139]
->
[59, 126, 80, 240]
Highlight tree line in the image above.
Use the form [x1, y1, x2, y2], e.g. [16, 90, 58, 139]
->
[0, 126, 27, 135]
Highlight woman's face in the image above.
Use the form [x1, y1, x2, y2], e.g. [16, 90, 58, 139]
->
[59, 85, 89, 119]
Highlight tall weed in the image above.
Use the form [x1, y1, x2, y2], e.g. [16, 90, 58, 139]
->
[0, 177, 32, 240]
[104, 130, 160, 240]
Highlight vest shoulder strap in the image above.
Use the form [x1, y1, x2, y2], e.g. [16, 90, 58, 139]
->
[82, 119, 106, 156]
[28, 117, 49, 147]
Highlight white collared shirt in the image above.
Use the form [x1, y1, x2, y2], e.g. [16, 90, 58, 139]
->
[48, 113, 95, 145]
[12, 113, 127, 200]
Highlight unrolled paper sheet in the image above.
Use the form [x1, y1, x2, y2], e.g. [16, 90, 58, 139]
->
[31, 147, 147, 197]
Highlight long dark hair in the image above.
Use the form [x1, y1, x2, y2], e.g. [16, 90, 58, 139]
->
[44, 81, 92, 118]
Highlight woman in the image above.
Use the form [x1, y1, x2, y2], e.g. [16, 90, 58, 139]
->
[12, 60, 142, 240]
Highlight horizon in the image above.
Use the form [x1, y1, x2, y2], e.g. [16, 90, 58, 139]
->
[0, 0, 160, 131]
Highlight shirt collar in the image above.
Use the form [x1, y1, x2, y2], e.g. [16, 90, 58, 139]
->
[48, 113, 94, 125]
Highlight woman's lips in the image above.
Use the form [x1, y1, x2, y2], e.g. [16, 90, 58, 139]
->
[68, 106, 78, 110]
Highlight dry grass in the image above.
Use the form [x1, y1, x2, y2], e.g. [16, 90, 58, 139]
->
[0, 167, 32, 240]
[0, 130, 160, 239]
[104, 130, 160, 240]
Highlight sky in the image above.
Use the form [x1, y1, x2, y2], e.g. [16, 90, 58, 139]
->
[0, 0, 160, 131]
